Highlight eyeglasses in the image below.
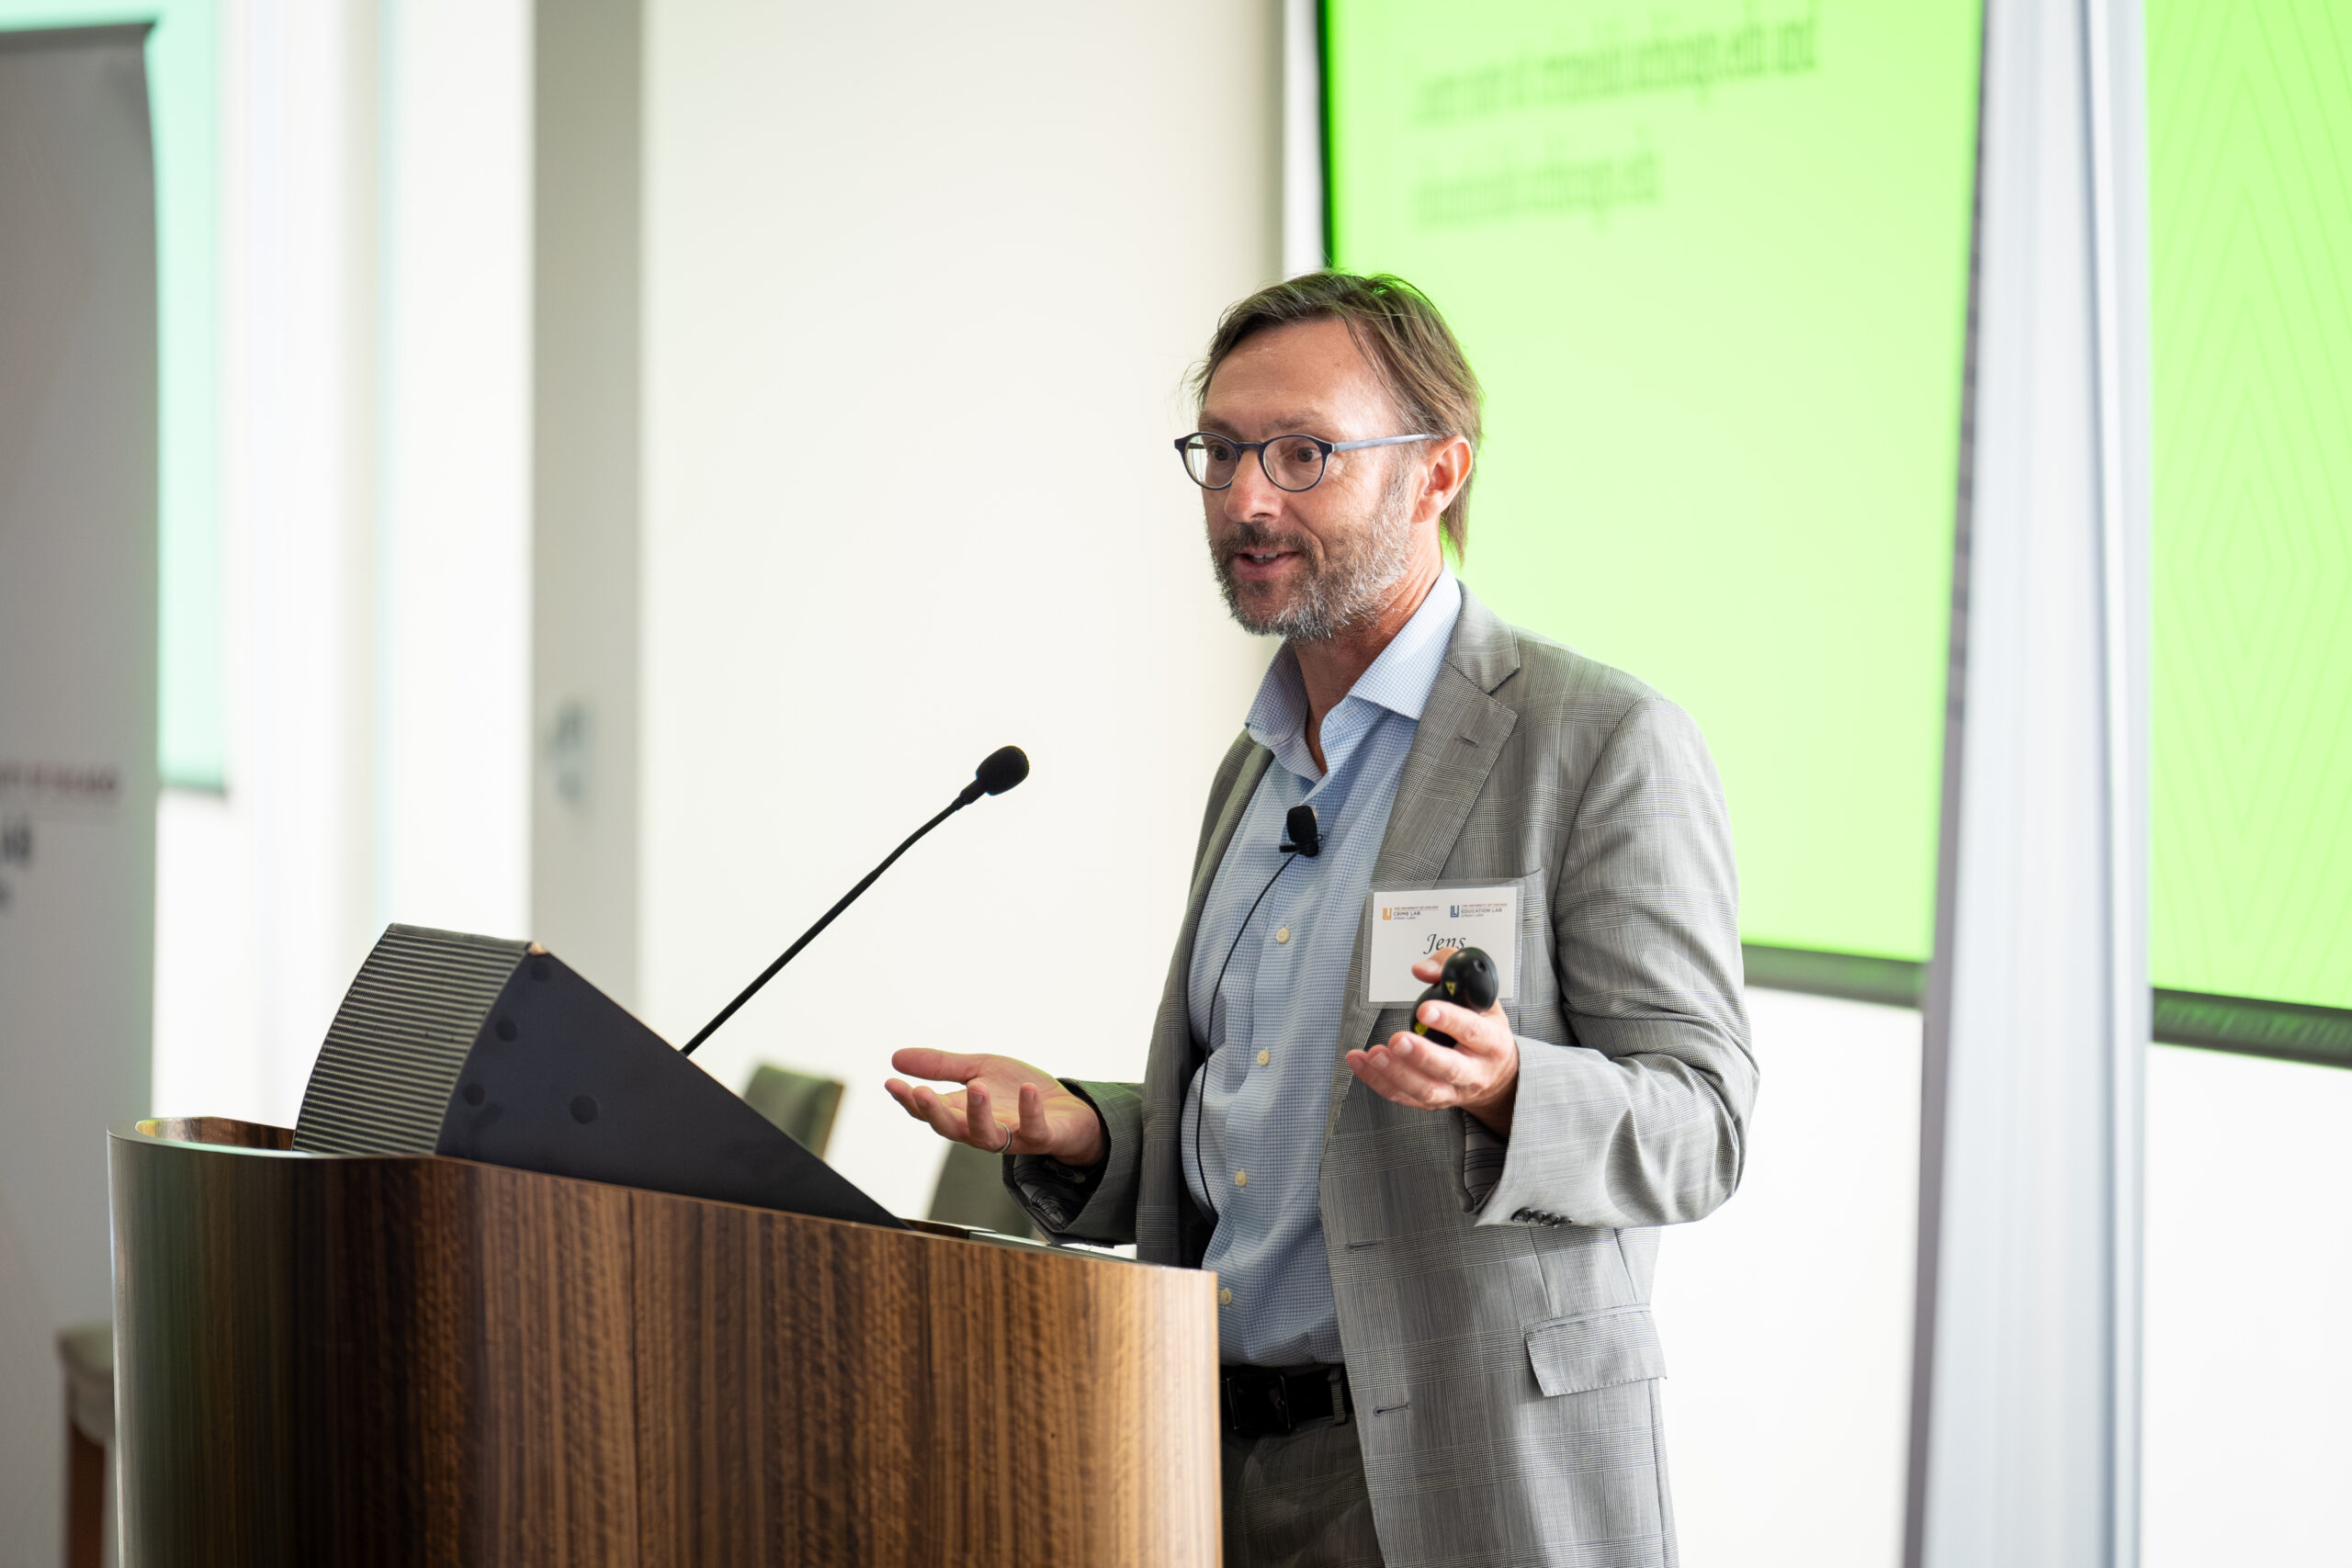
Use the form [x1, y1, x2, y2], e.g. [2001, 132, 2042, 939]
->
[1173, 431, 1438, 492]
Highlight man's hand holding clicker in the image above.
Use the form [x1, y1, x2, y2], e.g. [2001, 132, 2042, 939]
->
[885, 1049, 1108, 1166]
[1345, 948, 1520, 1137]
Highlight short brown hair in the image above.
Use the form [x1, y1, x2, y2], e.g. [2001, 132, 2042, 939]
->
[1193, 271, 1484, 558]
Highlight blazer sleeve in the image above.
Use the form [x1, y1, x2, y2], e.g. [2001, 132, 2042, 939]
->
[1466, 694, 1757, 1231]
[1001, 1077, 1145, 1243]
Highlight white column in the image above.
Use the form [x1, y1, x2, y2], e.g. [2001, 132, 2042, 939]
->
[531, 0, 642, 1004]
[1907, 0, 2152, 1563]
[375, 0, 533, 941]
[161, 0, 537, 1122]
[160, 0, 386, 1128]
[1281, 0, 1325, 278]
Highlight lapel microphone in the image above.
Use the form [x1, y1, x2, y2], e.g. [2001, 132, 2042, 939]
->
[1281, 802, 1321, 857]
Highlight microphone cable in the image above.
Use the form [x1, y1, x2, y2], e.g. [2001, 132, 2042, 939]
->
[1191, 803, 1318, 1222]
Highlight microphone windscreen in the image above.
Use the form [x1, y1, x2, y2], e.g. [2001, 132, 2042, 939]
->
[976, 745, 1030, 796]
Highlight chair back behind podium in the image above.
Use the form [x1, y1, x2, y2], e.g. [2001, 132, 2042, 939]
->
[109, 1117, 1219, 1567]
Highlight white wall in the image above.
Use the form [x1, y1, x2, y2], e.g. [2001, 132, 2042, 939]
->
[1652, 987, 1922, 1568]
[2143, 1044, 2352, 1567]
[639, 0, 1283, 1218]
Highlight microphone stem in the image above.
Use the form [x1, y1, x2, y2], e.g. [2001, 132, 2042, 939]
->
[679, 796, 964, 1056]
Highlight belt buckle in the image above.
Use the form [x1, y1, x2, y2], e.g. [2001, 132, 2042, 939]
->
[1224, 1369, 1295, 1437]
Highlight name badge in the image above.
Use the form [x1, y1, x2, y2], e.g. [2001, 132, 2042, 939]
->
[1364, 886, 1520, 1005]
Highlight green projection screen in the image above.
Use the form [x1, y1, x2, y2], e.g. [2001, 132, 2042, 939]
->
[1327, 1, 1980, 968]
[2147, 0, 2352, 1017]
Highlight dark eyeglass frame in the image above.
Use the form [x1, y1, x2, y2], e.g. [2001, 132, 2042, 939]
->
[1173, 431, 1440, 492]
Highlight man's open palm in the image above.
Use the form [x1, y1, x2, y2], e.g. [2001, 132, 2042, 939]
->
[885, 1049, 1107, 1166]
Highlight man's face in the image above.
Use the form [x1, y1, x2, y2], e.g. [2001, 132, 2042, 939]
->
[1197, 318, 1430, 643]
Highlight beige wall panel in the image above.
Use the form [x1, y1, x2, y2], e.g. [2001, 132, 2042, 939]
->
[641, 0, 1283, 1216]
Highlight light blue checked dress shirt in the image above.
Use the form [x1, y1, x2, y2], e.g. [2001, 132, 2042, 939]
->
[1184, 570, 1463, 1368]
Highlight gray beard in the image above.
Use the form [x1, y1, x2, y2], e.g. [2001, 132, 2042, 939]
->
[1210, 466, 1418, 644]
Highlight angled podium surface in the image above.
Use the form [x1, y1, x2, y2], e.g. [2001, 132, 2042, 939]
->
[111, 1116, 1219, 1567]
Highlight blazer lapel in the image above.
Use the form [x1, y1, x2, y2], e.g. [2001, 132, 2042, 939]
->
[1325, 588, 1521, 1135]
[1139, 736, 1272, 1264]
[1147, 736, 1272, 1115]
[1176, 744, 1273, 992]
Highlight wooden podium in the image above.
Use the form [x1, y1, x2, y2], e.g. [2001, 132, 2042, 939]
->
[109, 1117, 1220, 1567]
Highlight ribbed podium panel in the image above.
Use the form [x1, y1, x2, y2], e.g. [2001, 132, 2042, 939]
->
[109, 1120, 1219, 1568]
[293, 926, 528, 1155]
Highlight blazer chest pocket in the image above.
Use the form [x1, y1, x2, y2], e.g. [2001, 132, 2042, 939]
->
[1524, 1305, 1667, 1398]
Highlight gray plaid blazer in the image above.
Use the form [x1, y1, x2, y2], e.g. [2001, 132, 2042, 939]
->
[1014, 586, 1755, 1567]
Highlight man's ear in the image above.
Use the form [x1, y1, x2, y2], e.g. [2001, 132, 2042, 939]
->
[1419, 435, 1474, 525]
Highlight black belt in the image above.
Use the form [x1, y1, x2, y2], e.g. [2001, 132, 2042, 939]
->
[1221, 1364, 1351, 1438]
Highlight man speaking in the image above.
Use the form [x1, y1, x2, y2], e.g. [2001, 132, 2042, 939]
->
[886, 272, 1755, 1568]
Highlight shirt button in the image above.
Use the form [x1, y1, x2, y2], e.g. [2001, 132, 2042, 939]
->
[1233, 1170, 1248, 1188]
[1217, 1287, 1235, 1306]
[1256, 1049, 1271, 1067]
[1274, 927, 1290, 944]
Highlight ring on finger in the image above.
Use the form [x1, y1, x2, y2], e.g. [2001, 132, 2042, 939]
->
[995, 1121, 1014, 1155]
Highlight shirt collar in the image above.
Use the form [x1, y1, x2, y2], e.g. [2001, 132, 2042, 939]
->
[1245, 570, 1464, 781]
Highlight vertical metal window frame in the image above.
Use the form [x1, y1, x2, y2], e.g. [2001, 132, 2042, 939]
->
[1906, 3, 2151, 1568]
[1280, 0, 1325, 277]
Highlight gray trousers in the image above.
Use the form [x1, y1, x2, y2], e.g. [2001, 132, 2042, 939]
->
[1221, 1413, 1386, 1568]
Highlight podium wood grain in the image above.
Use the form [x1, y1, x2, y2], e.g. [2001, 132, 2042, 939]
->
[110, 1120, 1218, 1568]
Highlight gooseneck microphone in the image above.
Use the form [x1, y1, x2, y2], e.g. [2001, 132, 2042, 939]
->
[679, 745, 1031, 1056]
[956, 744, 1031, 807]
